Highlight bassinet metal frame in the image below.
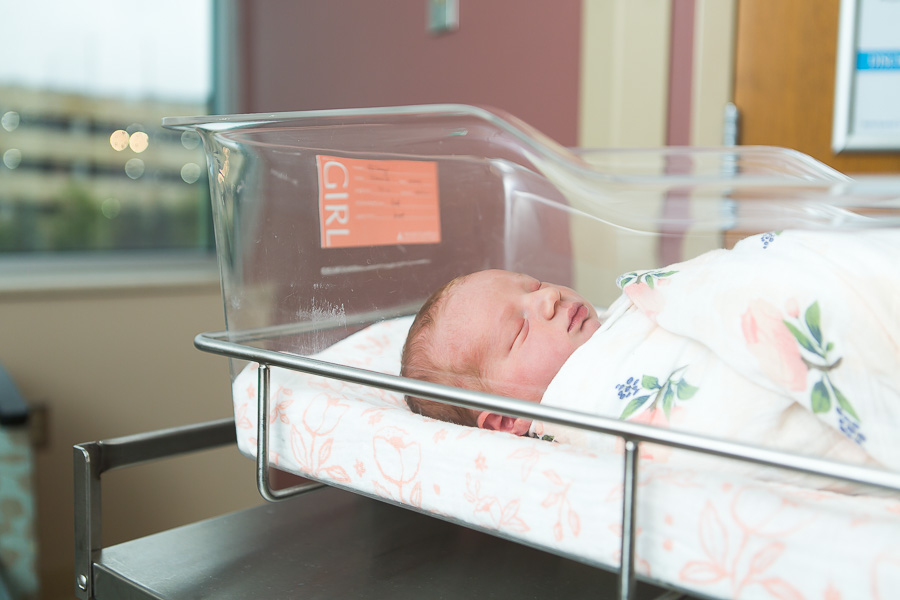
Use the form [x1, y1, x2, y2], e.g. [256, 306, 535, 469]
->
[73, 318, 900, 600]
[75, 418, 682, 600]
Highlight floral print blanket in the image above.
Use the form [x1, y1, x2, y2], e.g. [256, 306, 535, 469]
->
[536, 229, 900, 476]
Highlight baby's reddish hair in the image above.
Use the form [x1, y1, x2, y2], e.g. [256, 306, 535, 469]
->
[401, 275, 482, 427]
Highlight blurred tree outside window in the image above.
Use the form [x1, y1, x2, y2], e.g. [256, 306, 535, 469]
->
[0, 0, 214, 254]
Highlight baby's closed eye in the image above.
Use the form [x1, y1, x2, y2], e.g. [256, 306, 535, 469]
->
[511, 318, 529, 351]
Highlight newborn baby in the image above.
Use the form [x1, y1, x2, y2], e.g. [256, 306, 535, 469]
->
[400, 269, 604, 434]
[401, 230, 900, 474]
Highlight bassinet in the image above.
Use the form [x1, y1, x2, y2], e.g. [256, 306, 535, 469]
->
[151, 105, 900, 599]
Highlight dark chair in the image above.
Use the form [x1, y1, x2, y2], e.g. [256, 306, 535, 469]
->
[0, 365, 37, 600]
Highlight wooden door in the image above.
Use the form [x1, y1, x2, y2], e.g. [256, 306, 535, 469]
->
[733, 0, 900, 174]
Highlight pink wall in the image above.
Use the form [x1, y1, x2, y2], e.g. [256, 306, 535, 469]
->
[666, 0, 695, 146]
[237, 1, 582, 146]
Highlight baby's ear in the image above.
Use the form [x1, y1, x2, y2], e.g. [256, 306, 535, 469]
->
[476, 411, 532, 436]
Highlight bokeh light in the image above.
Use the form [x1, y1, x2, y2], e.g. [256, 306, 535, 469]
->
[129, 131, 149, 153]
[1, 111, 19, 132]
[101, 198, 121, 219]
[124, 158, 145, 179]
[180, 162, 202, 184]
[181, 130, 201, 149]
[110, 129, 129, 151]
[2, 149, 22, 169]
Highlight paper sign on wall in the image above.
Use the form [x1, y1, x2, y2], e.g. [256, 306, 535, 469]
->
[316, 155, 441, 248]
[833, 0, 900, 151]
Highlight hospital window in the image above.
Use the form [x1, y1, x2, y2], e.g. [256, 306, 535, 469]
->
[0, 0, 218, 254]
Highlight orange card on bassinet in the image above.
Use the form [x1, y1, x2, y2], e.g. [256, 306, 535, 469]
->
[316, 155, 441, 248]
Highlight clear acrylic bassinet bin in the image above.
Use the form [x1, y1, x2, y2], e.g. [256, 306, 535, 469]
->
[162, 104, 899, 368]
[161, 105, 900, 600]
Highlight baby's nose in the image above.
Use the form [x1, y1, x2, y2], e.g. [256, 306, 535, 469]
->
[533, 285, 559, 320]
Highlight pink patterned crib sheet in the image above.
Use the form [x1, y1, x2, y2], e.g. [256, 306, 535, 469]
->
[231, 316, 900, 600]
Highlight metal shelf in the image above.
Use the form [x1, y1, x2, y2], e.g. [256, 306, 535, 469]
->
[89, 486, 679, 600]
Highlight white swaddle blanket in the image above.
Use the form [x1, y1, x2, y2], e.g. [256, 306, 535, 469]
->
[534, 229, 900, 476]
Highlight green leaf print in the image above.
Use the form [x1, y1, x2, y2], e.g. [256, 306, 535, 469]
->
[661, 385, 676, 419]
[779, 300, 864, 444]
[810, 380, 831, 413]
[617, 269, 679, 290]
[805, 301, 822, 347]
[783, 321, 821, 357]
[676, 382, 699, 400]
[617, 366, 697, 421]
[832, 384, 859, 421]
[620, 395, 652, 420]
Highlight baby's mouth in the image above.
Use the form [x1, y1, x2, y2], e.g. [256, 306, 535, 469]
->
[568, 304, 588, 332]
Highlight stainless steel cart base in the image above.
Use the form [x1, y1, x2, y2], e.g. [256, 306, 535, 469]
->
[92, 485, 682, 600]
[74, 419, 688, 600]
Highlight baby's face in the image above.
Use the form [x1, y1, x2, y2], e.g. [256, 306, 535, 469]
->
[438, 270, 601, 403]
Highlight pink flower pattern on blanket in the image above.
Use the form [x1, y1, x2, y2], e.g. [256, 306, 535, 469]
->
[618, 270, 676, 322]
[506, 446, 547, 482]
[741, 299, 808, 392]
[463, 473, 530, 533]
[741, 298, 867, 447]
[269, 386, 293, 424]
[541, 469, 581, 542]
[234, 402, 252, 430]
[289, 393, 352, 483]
[680, 485, 821, 599]
[618, 407, 677, 463]
[614, 366, 695, 463]
[372, 426, 423, 507]
[872, 550, 900, 600]
[624, 282, 665, 321]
